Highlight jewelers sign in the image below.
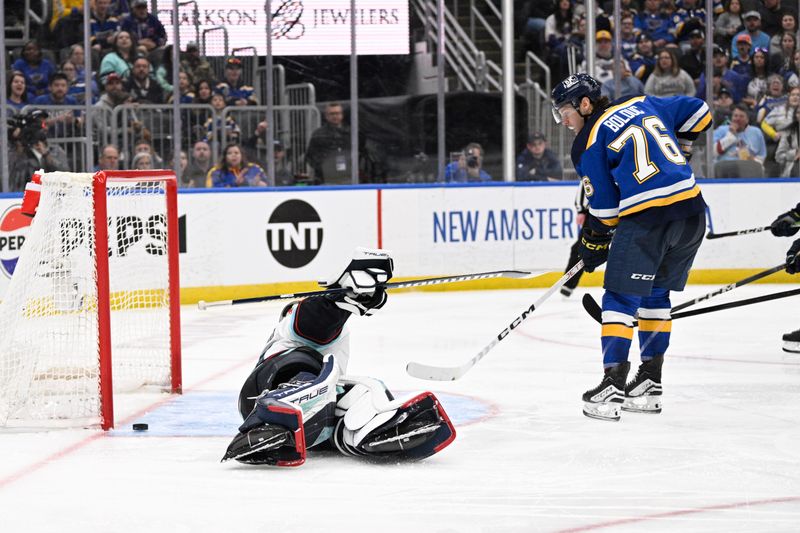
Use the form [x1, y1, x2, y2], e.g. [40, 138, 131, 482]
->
[157, 0, 410, 56]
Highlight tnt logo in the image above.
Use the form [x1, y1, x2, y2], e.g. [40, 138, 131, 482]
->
[266, 199, 323, 268]
[0, 205, 34, 278]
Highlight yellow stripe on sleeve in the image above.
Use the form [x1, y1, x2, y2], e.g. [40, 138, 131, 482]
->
[690, 112, 712, 133]
[619, 186, 701, 217]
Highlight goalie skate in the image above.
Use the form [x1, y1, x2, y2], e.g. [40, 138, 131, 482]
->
[622, 356, 663, 414]
[783, 329, 800, 354]
[582, 362, 629, 422]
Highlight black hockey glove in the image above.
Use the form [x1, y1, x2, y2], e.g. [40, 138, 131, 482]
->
[786, 239, 800, 275]
[770, 204, 800, 237]
[579, 227, 613, 273]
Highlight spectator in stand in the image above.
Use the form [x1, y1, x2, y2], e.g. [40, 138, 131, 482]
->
[195, 79, 213, 106]
[680, 29, 706, 81]
[759, 0, 798, 37]
[133, 140, 164, 168]
[629, 33, 657, 83]
[715, 0, 744, 49]
[31, 73, 82, 138]
[99, 31, 137, 84]
[305, 102, 353, 184]
[90, 0, 120, 52]
[216, 58, 257, 106]
[714, 104, 767, 175]
[183, 140, 213, 188]
[762, 85, 800, 175]
[645, 48, 696, 97]
[181, 41, 215, 85]
[13, 40, 56, 99]
[768, 13, 798, 56]
[202, 92, 241, 143]
[713, 86, 736, 125]
[671, 0, 706, 43]
[125, 56, 165, 104]
[600, 63, 646, 98]
[207, 143, 268, 187]
[119, 0, 167, 54]
[443, 143, 492, 183]
[515, 132, 563, 181]
[756, 74, 788, 123]
[59, 60, 98, 104]
[556, 15, 587, 81]
[520, 0, 555, 55]
[155, 44, 177, 94]
[619, 14, 639, 60]
[774, 104, 800, 175]
[131, 151, 154, 170]
[580, 30, 630, 85]
[732, 11, 770, 60]
[9, 130, 70, 191]
[6, 71, 29, 113]
[636, 0, 675, 48]
[110, 0, 131, 16]
[744, 48, 771, 107]
[97, 144, 121, 171]
[731, 34, 754, 77]
[167, 71, 195, 104]
[49, 0, 83, 31]
[770, 32, 797, 76]
[544, 0, 574, 64]
[242, 120, 279, 168]
[697, 45, 749, 103]
[272, 142, 295, 186]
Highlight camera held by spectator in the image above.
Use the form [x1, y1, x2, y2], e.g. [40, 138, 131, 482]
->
[7, 109, 49, 147]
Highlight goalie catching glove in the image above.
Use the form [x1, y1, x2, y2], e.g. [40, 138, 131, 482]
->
[319, 247, 394, 316]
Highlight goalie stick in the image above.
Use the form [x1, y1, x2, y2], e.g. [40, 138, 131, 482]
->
[198, 269, 537, 310]
[705, 226, 772, 239]
[582, 282, 800, 325]
[405, 261, 584, 381]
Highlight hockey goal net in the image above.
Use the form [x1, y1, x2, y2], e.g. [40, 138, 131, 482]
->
[0, 170, 181, 430]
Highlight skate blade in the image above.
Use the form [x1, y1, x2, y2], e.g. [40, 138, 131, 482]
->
[783, 341, 800, 354]
[621, 395, 663, 414]
[582, 401, 621, 422]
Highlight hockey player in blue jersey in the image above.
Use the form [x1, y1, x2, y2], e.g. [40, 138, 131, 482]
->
[551, 73, 712, 421]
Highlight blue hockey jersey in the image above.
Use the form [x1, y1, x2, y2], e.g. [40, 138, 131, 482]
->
[571, 95, 712, 229]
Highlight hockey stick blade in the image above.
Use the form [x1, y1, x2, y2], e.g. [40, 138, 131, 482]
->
[583, 285, 800, 325]
[198, 269, 538, 309]
[705, 226, 771, 239]
[406, 261, 584, 381]
[581, 263, 786, 323]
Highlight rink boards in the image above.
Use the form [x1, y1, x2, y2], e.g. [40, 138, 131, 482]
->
[0, 178, 798, 302]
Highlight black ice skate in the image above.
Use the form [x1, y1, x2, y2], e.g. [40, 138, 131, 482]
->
[582, 362, 629, 421]
[622, 355, 663, 414]
[783, 329, 800, 354]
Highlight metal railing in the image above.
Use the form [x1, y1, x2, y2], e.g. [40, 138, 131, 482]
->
[4, 0, 46, 48]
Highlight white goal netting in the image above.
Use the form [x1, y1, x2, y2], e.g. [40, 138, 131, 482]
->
[0, 172, 178, 428]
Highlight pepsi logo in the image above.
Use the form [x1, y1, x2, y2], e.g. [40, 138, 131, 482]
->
[0, 205, 33, 278]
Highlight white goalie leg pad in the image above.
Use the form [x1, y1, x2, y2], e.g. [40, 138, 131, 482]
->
[333, 376, 456, 460]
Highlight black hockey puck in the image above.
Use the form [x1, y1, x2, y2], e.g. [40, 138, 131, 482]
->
[132, 423, 149, 431]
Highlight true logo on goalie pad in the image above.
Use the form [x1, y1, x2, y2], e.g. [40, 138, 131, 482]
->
[0, 205, 33, 278]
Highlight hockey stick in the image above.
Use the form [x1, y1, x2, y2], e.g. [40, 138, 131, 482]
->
[405, 261, 585, 381]
[582, 285, 800, 326]
[705, 226, 771, 239]
[198, 269, 536, 310]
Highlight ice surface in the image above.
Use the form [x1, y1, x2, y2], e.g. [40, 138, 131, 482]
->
[2, 284, 800, 532]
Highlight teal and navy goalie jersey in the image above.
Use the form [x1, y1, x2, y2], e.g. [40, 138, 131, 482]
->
[571, 95, 712, 230]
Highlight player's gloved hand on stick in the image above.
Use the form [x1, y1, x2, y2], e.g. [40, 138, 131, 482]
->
[579, 227, 613, 273]
[770, 204, 800, 237]
[320, 247, 394, 316]
[786, 239, 800, 274]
